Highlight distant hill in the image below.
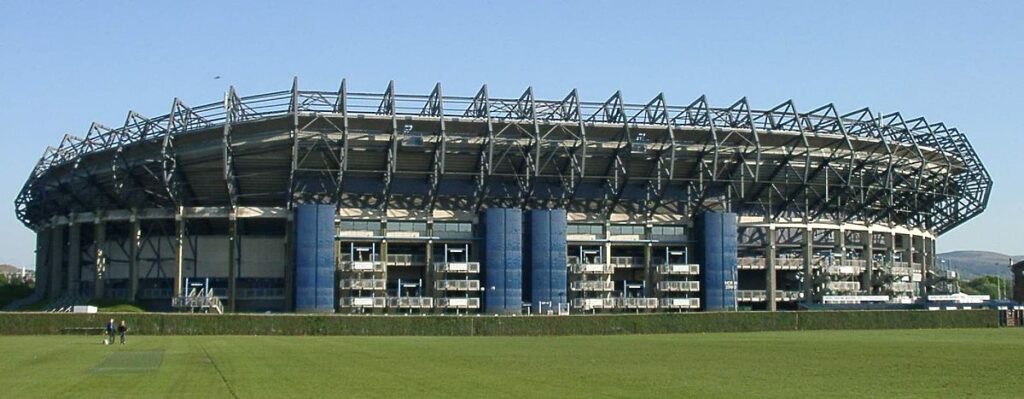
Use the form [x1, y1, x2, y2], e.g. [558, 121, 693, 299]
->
[0, 264, 24, 275]
[937, 251, 1022, 279]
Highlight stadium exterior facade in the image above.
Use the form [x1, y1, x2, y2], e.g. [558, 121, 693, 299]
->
[16, 78, 991, 313]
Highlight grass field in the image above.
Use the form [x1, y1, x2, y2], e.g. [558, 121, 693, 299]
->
[0, 329, 1020, 398]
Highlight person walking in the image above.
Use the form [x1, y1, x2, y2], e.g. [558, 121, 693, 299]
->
[117, 320, 128, 345]
[105, 318, 115, 345]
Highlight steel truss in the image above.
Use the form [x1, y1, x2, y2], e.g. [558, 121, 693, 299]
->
[16, 79, 990, 235]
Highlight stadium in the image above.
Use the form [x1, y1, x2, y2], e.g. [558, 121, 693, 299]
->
[14, 78, 992, 314]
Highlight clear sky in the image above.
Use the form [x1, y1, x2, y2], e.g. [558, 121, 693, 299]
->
[0, 1, 1021, 268]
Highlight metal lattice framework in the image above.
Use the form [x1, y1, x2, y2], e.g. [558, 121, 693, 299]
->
[15, 79, 991, 234]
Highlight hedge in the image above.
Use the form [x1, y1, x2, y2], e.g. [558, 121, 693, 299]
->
[0, 309, 998, 336]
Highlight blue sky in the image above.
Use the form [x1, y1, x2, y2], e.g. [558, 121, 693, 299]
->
[0, 1, 1021, 267]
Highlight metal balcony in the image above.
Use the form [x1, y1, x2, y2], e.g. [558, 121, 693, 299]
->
[656, 264, 700, 275]
[386, 254, 425, 266]
[826, 281, 861, 292]
[435, 279, 481, 291]
[736, 290, 800, 302]
[340, 296, 387, 309]
[659, 297, 701, 309]
[571, 298, 616, 310]
[339, 279, 386, 291]
[437, 297, 480, 309]
[571, 263, 614, 274]
[388, 296, 434, 309]
[826, 265, 865, 275]
[434, 262, 481, 273]
[616, 297, 659, 309]
[609, 256, 643, 268]
[657, 280, 701, 292]
[339, 261, 385, 272]
[570, 280, 615, 292]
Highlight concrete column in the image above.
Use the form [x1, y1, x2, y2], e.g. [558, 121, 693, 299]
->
[284, 214, 294, 311]
[129, 217, 141, 301]
[34, 228, 50, 300]
[93, 220, 106, 299]
[885, 233, 896, 268]
[643, 234, 653, 298]
[802, 228, 813, 305]
[173, 209, 185, 298]
[67, 224, 81, 297]
[902, 234, 913, 267]
[49, 225, 65, 299]
[834, 229, 846, 261]
[765, 227, 777, 311]
[916, 235, 928, 297]
[227, 214, 237, 313]
[862, 231, 874, 294]
[425, 240, 434, 300]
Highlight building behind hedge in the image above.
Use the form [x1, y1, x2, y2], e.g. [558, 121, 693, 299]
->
[16, 79, 991, 313]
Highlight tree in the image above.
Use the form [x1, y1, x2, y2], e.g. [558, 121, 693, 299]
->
[960, 275, 1011, 299]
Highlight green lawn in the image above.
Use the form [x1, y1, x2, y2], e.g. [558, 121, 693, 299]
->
[0, 329, 1020, 398]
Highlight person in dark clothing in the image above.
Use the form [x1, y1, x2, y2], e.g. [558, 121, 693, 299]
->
[105, 318, 115, 345]
[117, 320, 127, 345]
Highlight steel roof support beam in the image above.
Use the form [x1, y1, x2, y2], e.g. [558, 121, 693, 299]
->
[470, 85, 494, 213]
[423, 83, 446, 214]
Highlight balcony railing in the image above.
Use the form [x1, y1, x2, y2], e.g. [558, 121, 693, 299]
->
[570, 280, 615, 292]
[657, 280, 701, 292]
[609, 257, 643, 268]
[388, 296, 434, 309]
[736, 290, 800, 302]
[386, 254, 426, 266]
[340, 296, 387, 309]
[339, 261, 385, 272]
[571, 263, 615, 274]
[434, 262, 481, 273]
[656, 264, 700, 275]
[826, 281, 861, 292]
[437, 297, 480, 309]
[825, 265, 865, 275]
[571, 298, 616, 309]
[339, 279, 386, 291]
[659, 297, 701, 309]
[615, 297, 659, 309]
[435, 279, 481, 291]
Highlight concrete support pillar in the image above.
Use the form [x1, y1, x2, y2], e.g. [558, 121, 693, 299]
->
[49, 225, 65, 299]
[283, 215, 295, 311]
[902, 234, 913, 267]
[802, 228, 813, 305]
[916, 235, 927, 297]
[129, 217, 141, 301]
[381, 239, 389, 294]
[93, 220, 106, 299]
[425, 239, 434, 300]
[643, 241, 653, 298]
[173, 209, 185, 299]
[862, 231, 874, 294]
[765, 227, 777, 311]
[227, 214, 237, 313]
[834, 229, 846, 261]
[885, 233, 896, 268]
[34, 228, 49, 300]
[68, 224, 81, 297]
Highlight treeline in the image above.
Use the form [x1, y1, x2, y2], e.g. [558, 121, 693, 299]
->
[960, 275, 1014, 300]
[0, 274, 34, 308]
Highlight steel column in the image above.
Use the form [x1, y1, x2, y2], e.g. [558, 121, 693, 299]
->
[173, 207, 184, 298]
[49, 225, 65, 299]
[67, 223, 81, 296]
[765, 227, 777, 311]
